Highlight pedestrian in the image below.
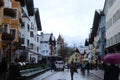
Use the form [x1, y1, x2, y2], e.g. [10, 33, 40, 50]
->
[1, 57, 7, 80]
[50, 62, 55, 72]
[0, 53, 1, 77]
[81, 61, 86, 75]
[9, 63, 20, 80]
[86, 62, 90, 75]
[14, 57, 19, 63]
[70, 61, 78, 80]
[104, 63, 120, 80]
[0, 61, 2, 80]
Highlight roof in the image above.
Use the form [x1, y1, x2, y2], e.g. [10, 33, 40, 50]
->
[57, 34, 64, 43]
[77, 46, 90, 54]
[16, 0, 27, 6]
[26, 0, 34, 16]
[40, 34, 51, 42]
[89, 10, 104, 44]
[34, 8, 42, 31]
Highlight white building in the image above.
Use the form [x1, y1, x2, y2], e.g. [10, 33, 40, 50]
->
[20, 1, 42, 63]
[40, 33, 56, 56]
[104, 0, 120, 53]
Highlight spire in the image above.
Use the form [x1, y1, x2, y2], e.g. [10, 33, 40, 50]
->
[57, 34, 64, 43]
[84, 39, 89, 46]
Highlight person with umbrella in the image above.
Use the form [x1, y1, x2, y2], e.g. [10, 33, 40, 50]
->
[103, 53, 120, 80]
[103, 63, 120, 80]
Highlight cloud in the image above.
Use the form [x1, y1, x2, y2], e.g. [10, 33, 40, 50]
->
[34, 0, 105, 46]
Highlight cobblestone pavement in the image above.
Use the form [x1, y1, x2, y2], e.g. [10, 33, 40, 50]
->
[32, 69, 103, 80]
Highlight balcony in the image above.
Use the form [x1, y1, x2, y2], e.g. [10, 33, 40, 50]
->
[1, 32, 14, 41]
[0, 0, 4, 7]
[4, 8, 17, 18]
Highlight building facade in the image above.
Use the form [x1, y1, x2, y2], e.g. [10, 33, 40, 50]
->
[0, 0, 22, 63]
[104, 0, 120, 53]
[40, 32, 56, 56]
[0, 0, 42, 63]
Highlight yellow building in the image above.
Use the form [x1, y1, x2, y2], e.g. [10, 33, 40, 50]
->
[68, 51, 80, 64]
[0, 0, 22, 60]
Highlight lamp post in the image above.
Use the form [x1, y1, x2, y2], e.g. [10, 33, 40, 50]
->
[5, 42, 13, 80]
[7, 42, 13, 64]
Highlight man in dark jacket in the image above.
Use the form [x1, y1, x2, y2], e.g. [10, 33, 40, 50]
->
[70, 61, 77, 80]
[1, 57, 7, 80]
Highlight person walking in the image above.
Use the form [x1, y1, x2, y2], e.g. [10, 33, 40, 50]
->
[0, 53, 1, 80]
[104, 63, 120, 80]
[70, 61, 77, 80]
[1, 57, 7, 80]
[86, 62, 90, 76]
[50, 62, 55, 72]
[81, 61, 86, 75]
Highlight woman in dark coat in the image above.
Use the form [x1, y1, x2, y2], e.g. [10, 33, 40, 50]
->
[70, 61, 77, 80]
[104, 64, 120, 80]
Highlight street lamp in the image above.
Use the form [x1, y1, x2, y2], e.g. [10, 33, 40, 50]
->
[7, 42, 13, 64]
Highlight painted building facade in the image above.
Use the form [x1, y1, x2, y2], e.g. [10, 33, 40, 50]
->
[0, 0, 22, 63]
[0, 0, 42, 63]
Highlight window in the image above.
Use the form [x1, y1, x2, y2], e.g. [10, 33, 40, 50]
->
[106, 39, 110, 47]
[30, 31, 34, 37]
[11, 9, 18, 19]
[3, 24, 10, 33]
[31, 23, 34, 30]
[114, 34, 117, 44]
[76, 59, 77, 61]
[113, 9, 120, 23]
[27, 24, 30, 32]
[110, 37, 113, 46]
[21, 22, 25, 28]
[27, 39, 29, 46]
[42, 50, 45, 53]
[10, 29, 16, 39]
[20, 38, 25, 44]
[109, 0, 116, 8]
[37, 47, 39, 52]
[46, 50, 48, 53]
[45, 45, 47, 47]
[30, 43, 33, 49]
[106, 18, 112, 29]
[37, 37, 39, 42]
[75, 54, 78, 57]
[0, 27, 2, 33]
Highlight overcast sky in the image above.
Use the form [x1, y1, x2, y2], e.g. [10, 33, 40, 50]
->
[34, 0, 105, 47]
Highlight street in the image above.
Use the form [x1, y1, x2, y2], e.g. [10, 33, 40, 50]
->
[31, 69, 102, 80]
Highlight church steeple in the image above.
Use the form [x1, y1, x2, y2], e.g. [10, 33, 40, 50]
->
[57, 34, 64, 44]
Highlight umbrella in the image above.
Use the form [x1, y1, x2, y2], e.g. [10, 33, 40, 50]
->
[103, 53, 120, 64]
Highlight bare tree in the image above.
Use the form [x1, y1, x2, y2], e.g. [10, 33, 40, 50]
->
[58, 46, 74, 62]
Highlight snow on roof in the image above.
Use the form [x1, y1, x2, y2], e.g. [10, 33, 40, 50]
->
[77, 46, 90, 54]
[40, 34, 51, 41]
